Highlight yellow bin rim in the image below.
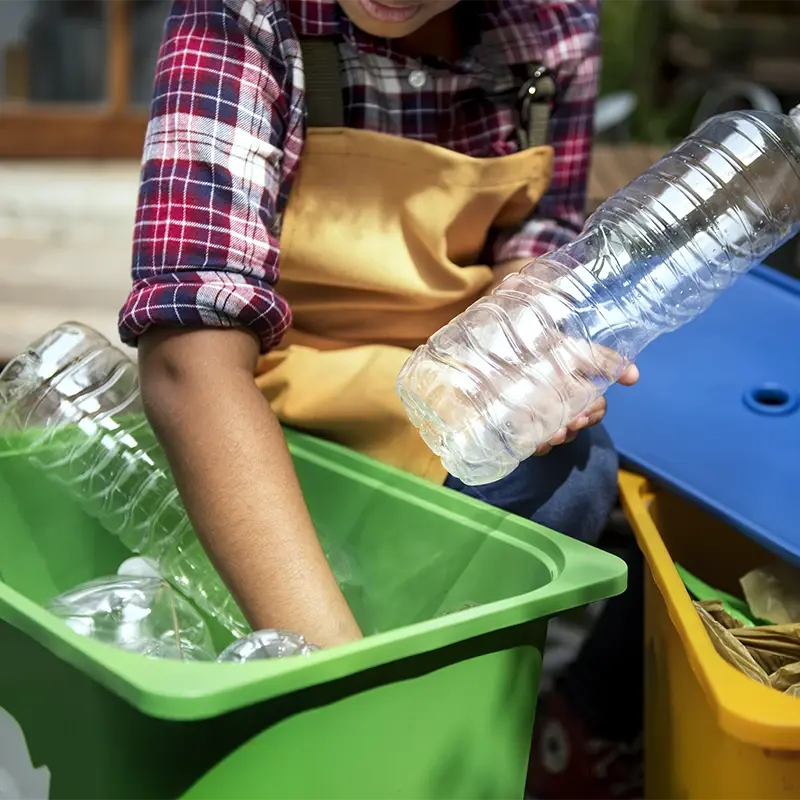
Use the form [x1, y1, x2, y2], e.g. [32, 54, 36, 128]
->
[619, 470, 800, 752]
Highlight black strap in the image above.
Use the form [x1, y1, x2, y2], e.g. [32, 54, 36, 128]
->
[516, 65, 556, 149]
[299, 38, 344, 128]
[300, 37, 552, 147]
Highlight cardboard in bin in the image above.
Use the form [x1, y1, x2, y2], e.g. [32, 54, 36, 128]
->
[0, 428, 626, 800]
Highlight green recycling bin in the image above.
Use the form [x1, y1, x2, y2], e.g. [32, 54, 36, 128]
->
[0, 427, 626, 800]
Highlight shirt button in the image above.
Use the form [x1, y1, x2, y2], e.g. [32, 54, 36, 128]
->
[408, 69, 428, 89]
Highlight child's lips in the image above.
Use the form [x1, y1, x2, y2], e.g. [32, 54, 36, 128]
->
[357, 0, 422, 23]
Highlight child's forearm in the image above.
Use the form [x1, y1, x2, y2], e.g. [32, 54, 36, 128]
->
[138, 327, 362, 648]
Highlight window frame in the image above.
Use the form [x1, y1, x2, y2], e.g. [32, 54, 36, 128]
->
[0, 0, 148, 159]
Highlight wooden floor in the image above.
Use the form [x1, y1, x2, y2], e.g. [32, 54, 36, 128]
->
[588, 144, 667, 212]
[0, 146, 668, 362]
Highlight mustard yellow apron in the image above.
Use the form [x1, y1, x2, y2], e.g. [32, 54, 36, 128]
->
[256, 45, 554, 484]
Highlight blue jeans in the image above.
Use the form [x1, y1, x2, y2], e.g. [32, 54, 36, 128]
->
[445, 424, 643, 741]
[444, 423, 619, 547]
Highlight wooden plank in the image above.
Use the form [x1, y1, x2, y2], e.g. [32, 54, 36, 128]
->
[0, 109, 147, 158]
[588, 144, 668, 210]
[108, 0, 132, 113]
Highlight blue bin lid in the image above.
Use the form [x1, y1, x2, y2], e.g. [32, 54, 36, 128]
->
[604, 265, 800, 566]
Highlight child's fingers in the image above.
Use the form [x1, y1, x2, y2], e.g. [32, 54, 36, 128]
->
[535, 425, 568, 455]
[566, 397, 607, 432]
[584, 397, 608, 427]
[587, 343, 639, 387]
[618, 363, 640, 386]
[548, 427, 569, 447]
[530, 356, 630, 457]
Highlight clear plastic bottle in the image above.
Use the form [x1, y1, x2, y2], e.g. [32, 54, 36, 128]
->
[0, 323, 249, 638]
[48, 575, 217, 661]
[217, 629, 319, 662]
[397, 107, 800, 485]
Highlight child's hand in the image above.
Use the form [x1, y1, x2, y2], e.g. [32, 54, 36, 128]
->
[534, 363, 639, 456]
[485, 260, 640, 455]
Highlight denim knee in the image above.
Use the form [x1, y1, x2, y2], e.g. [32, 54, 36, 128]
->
[445, 424, 619, 545]
[531, 424, 619, 544]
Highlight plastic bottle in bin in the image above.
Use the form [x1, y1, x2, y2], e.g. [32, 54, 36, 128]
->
[0, 323, 249, 638]
[47, 575, 217, 661]
[397, 107, 800, 486]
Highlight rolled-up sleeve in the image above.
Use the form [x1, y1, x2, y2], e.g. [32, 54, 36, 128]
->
[119, 0, 297, 353]
[491, 4, 600, 264]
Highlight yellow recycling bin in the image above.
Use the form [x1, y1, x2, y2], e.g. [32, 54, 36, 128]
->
[619, 470, 800, 800]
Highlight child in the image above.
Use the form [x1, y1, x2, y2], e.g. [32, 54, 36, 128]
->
[120, 1, 641, 795]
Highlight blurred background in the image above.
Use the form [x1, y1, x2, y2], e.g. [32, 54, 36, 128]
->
[0, 0, 799, 362]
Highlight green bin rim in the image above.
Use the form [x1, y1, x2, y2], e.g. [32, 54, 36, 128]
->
[0, 429, 627, 721]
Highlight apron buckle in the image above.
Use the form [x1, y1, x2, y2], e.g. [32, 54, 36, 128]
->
[516, 65, 556, 150]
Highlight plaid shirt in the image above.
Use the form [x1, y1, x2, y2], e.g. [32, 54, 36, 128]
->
[120, 0, 600, 352]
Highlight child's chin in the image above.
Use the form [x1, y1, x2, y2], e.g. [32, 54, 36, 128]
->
[357, 18, 425, 37]
[339, 0, 426, 38]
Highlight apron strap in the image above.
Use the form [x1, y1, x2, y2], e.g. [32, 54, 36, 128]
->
[515, 65, 556, 149]
[299, 36, 554, 149]
[299, 37, 345, 128]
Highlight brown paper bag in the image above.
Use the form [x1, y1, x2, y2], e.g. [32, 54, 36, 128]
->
[695, 601, 772, 687]
[694, 601, 800, 697]
[734, 625, 800, 674]
[770, 662, 800, 694]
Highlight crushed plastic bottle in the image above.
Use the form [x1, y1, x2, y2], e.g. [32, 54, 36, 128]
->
[0, 323, 249, 638]
[397, 107, 800, 485]
[47, 576, 216, 661]
[217, 630, 319, 662]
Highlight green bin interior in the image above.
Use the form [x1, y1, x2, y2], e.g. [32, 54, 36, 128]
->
[0, 428, 626, 799]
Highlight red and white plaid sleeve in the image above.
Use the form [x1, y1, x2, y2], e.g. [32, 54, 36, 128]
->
[491, 2, 600, 265]
[119, 0, 302, 353]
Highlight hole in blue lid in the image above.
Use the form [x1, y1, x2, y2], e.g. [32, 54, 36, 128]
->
[743, 384, 799, 416]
